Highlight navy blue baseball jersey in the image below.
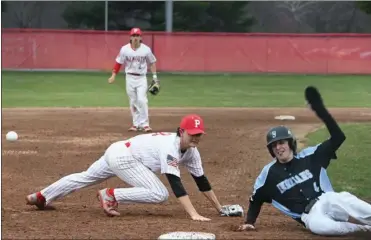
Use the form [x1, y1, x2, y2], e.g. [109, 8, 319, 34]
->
[244, 109, 345, 226]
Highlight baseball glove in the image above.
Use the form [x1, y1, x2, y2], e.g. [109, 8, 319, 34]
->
[220, 204, 244, 217]
[148, 80, 160, 96]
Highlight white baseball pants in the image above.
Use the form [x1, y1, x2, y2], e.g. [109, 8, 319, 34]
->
[40, 141, 168, 206]
[104, 141, 169, 203]
[125, 74, 149, 128]
[302, 191, 371, 236]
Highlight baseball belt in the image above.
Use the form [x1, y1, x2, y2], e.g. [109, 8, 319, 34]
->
[304, 197, 319, 214]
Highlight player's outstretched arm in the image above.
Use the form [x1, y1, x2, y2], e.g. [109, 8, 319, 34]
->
[191, 174, 244, 217]
[190, 174, 222, 212]
[305, 86, 346, 168]
[235, 170, 271, 231]
[201, 190, 223, 212]
[235, 195, 264, 231]
[165, 173, 211, 221]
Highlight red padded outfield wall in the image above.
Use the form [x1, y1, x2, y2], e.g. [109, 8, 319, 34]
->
[2, 29, 371, 74]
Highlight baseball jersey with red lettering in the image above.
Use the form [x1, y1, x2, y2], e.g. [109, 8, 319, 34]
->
[128, 132, 204, 178]
[115, 43, 156, 75]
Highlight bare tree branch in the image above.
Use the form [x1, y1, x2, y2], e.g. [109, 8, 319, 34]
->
[12, 1, 44, 28]
[274, 1, 319, 32]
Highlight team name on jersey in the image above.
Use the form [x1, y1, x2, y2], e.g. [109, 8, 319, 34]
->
[276, 169, 313, 194]
[125, 56, 146, 63]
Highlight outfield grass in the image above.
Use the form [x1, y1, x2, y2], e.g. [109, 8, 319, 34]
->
[2, 71, 371, 107]
[306, 123, 371, 198]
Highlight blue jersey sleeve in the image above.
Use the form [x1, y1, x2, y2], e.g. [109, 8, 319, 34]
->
[245, 161, 274, 225]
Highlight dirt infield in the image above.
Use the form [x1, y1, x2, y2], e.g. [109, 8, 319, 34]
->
[2, 107, 371, 240]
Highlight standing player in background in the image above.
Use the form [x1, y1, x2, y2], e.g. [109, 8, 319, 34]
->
[25, 114, 243, 221]
[237, 86, 371, 236]
[108, 27, 158, 132]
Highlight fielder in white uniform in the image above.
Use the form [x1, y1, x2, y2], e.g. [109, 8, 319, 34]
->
[108, 27, 158, 132]
[26, 114, 243, 221]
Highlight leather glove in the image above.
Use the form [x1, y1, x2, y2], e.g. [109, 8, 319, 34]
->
[220, 204, 244, 217]
[148, 80, 160, 96]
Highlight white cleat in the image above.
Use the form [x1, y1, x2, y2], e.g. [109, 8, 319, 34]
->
[26, 192, 46, 210]
[142, 126, 152, 132]
[128, 126, 138, 132]
[97, 188, 120, 217]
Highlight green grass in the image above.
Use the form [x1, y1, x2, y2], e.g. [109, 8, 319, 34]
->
[306, 123, 371, 198]
[2, 71, 371, 107]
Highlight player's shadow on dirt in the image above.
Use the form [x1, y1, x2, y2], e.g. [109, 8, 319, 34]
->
[92, 208, 175, 218]
[24, 205, 56, 212]
[119, 210, 174, 217]
[348, 232, 371, 240]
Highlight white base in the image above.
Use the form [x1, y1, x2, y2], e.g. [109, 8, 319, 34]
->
[274, 115, 296, 120]
[158, 231, 216, 240]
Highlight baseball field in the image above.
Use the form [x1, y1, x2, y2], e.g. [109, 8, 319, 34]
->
[2, 71, 371, 239]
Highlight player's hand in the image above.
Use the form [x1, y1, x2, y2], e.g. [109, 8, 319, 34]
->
[236, 224, 256, 231]
[108, 75, 115, 84]
[305, 86, 324, 111]
[305, 86, 330, 120]
[191, 214, 211, 222]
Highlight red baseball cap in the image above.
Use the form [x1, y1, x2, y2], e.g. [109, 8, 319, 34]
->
[180, 114, 205, 135]
[130, 27, 142, 36]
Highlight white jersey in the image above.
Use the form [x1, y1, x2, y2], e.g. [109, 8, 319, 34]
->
[127, 132, 204, 178]
[115, 43, 156, 75]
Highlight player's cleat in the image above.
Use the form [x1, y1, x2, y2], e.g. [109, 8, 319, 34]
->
[26, 192, 46, 210]
[97, 188, 120, 217]
[128, 126, 138, 132]
[143, 126, 152, 132]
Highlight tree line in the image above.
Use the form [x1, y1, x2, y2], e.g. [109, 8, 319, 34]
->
[2, 1, 371, 33]
[62, 1, 254, 32]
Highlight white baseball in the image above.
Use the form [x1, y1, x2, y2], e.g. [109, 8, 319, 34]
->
[6, 131, 18, 141]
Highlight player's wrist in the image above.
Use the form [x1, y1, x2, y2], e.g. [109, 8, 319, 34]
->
[152, 73, 159, 82]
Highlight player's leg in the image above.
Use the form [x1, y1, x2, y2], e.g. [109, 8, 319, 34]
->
[328, 191, 371, 225]
[136, 76, 151, 132]
[302, 196, 371, 235]
[305, 214, 371, 235]
[110, 162, 168, 204]
[104, 144, 168, 203]
[26, 155, 115, 209]
[125, 75, 140, 131]
[98, 142, 168, 216]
